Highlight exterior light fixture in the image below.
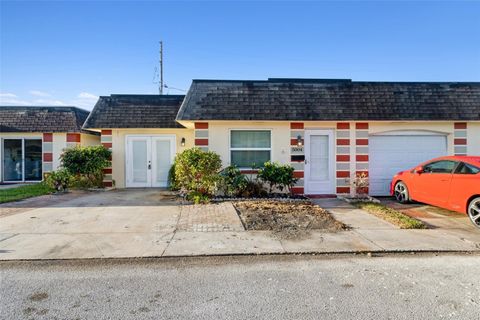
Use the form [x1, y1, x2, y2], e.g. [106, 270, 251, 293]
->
[181, 137, 186, 147]
[297, 135, 303, 147]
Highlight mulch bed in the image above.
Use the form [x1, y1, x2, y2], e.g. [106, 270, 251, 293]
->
[233, 200, 346, 239]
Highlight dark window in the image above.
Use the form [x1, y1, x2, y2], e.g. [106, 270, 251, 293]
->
[423, 160, 457, 174]
[454, 162, 480, 175]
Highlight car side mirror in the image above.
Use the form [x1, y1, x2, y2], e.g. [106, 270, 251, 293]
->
[415, 166, 424, 174]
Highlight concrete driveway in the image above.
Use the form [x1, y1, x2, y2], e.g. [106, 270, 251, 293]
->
[0, 190, 187, 259]
[1, 190, 479, 260]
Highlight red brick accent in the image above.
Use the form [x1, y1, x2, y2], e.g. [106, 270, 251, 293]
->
[195, 139, 209, 146]
[194, 122, 209, 129]
[336, 139, 350, 146]
[43, 153, 53, 162]
[356, 170, 369, 177]
[454, 123, 467, 129]
[357, 187, 369, 194]
[336, 123, 350, 130]
[102, 142, 112, 148]
[103, 181, 113, 187]
[293, 171, 304, 178]
[103, 168, 112, 174]
[336, 155, 350, 162]
[454, 138, 467, 145]
[356, 139, 369, 145]
[290, 138, 303, 146]
[336, 171, 350, 178]
[356, 155, 369, 161]
[101, 130, 112, 135]
[291, 187, 304, 194]
[43, 133, 53, 142]
[336, 187, 350, 194]
[66, 133, 81, 143]
[355, 123, 369, 130]
[240, 169, 259, 174]
[290, 122, 304, 129]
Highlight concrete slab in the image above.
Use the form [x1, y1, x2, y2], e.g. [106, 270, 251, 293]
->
[313, 198, 397, 230]
[280, 230, 383, 253]
[0, 232, 173, 259]
[164, 231, 284, 256]
[355, 229, 480, 251]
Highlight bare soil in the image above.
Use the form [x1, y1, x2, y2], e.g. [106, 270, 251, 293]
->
[233, 200, 346, 239]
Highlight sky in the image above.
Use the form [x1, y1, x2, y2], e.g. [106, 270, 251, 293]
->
[1, 0, 479, 110]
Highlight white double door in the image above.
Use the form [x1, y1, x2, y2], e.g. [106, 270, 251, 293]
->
[304, 130, 335, 194]
[126, 135, 175, 187]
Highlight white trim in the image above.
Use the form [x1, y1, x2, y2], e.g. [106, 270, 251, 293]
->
[1, 137, 43, 183]
[369, 130, 449, 136]
[304, 129, 335, 194]
[228, 129, 272, 168]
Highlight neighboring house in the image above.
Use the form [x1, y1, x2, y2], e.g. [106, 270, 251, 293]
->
[84, 78, 480, 196]
[82, 95, 192, 188]
[0, 106, 100, 183]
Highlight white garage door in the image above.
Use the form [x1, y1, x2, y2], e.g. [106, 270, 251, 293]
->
[369, 134, 448, 196]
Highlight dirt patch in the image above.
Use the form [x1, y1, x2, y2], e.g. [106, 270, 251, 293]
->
[28, 291, 49, 302]
[234, 200, 346, 239]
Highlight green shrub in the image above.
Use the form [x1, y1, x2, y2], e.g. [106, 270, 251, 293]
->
[44, 169, 74, 192]
[168, 163, 179, 191]
[174, 148, 222, 203]
[257, 162, 298, 193]
[60, 145, 111, 188]
[240, 180, 267, 198]
[219, 165, 248, 197]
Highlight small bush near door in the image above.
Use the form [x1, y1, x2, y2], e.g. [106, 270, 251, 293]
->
[60, 145, 111, 188]
[174, 147, 222, 203]
[257, 162, 298, 194]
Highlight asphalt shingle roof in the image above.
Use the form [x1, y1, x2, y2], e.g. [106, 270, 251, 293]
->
[176, 79, 480, 121]
[0, 106, 94, 133]
[83, 95, 185, 129]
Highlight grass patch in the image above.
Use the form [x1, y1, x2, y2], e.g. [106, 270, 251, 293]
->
[0, 183, 53, 204]
[354, 202, 427, 229]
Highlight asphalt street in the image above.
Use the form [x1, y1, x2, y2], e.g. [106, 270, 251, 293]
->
[1, 253, 479, 319]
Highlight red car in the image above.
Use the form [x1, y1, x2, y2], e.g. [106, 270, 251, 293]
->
[390, 156, 480, 228]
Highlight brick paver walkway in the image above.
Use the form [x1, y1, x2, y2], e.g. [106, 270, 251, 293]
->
[177, 202, 245, 232]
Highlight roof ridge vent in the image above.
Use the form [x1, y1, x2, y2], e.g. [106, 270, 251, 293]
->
[267, 78, 352, 84]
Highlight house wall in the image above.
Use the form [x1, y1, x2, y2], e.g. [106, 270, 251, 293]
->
[192, 120, 478, 195]
[0, 132, 101, 182]
[106, 128, 194, 188]
[467, 123, 480, 155]
[80, 133, 101, 147]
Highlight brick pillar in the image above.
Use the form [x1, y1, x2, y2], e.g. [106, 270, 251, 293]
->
[335, 123, 351, 194]
[194, 122, 209, 151]
[66, 133, 81, 149]
[290, 122, 304, 194]
[355, 123, 369, 194]
[454, 122, 468, 156]
[42, 133, 53, 175]
[101, 130, 113, 187]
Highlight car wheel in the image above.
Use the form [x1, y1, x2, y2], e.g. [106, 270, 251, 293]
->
[467, 197, 480, 229]
[394, 181, 410, 204]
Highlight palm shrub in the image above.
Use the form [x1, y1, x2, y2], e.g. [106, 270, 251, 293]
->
[257, 161, 298, 193]
[174, 148, 222, 203]
[60, 145, 111, 188]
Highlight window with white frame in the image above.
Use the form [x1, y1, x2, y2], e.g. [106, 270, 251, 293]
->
[230, 130, 271, 168]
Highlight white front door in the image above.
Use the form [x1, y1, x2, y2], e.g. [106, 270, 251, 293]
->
[126, 136, 175, 188]
[304, 130, 335, 194]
